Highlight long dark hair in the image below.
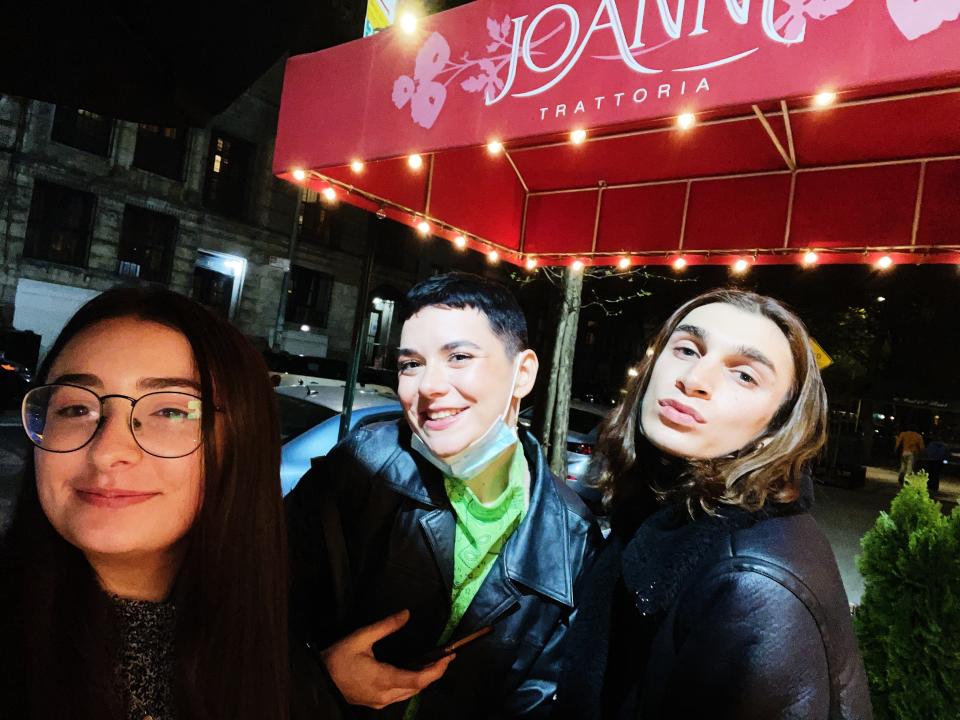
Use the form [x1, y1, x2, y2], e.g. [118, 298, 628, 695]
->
[0, 288, 289, 720]
[592, 288, 827, 515]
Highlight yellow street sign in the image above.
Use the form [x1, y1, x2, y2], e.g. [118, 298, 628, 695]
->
[810, 337, 833, 370]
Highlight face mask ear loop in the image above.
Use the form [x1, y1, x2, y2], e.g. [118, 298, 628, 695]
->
[502, 356, 523, 427]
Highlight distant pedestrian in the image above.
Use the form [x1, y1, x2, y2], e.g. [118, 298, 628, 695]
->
[921, 438, 949, 495]
[895, 428, 924, 486]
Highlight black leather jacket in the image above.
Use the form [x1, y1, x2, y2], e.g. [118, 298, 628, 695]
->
[287, 421, 601, 719]
[557, 488, 873, 720]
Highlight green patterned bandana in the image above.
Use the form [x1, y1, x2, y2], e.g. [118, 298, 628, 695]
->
[404, 442, 528, 719]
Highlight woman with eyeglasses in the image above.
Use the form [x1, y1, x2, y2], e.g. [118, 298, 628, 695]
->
[0, 288, 297, 720]
[555, 289, 871, 719]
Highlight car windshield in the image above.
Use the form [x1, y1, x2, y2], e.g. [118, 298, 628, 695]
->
[277, 394, 338, 442]
[568, 408, 602, 434]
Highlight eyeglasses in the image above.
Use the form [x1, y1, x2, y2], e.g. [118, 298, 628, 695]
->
[21, 384, 217, 459]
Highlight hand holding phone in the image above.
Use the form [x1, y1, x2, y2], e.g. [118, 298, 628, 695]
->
[405, 625, 494, 670]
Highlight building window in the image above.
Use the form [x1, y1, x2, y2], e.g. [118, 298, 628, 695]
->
[23, 180, 96, 267]
[133, 125, 188, 180]
[299, 200, 341, 250]
[286, 265, 334, 328]
[202, 131, 253, 218]
[117, 205, 178, 282]
[51, 106, 113, 156]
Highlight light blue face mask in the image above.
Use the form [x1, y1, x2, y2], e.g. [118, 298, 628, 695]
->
[410, 358, 521, 480]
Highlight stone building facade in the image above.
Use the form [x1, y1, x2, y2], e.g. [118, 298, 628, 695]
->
[0, 60, 491, 368]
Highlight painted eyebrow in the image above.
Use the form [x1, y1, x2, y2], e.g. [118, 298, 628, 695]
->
[396, 340, 483, 356]
[138, 377, 202, 393]
[673, 326, 777, 373]
[47, 374, 201, 393]
[674, 324, 706, 342]
[49, 372, 101, 387]
[734, 346, 777, 374]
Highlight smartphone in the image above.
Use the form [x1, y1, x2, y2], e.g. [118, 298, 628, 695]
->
[403, 625, 494, 670]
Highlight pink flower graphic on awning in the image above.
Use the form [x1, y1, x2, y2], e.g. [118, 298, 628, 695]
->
[886, 0, 960, 40]
[391, 15, 563, 129]
[392, 32, 450, 129]
[774, 0, 856, 42]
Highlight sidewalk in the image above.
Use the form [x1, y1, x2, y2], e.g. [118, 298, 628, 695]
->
[811, 465, 957, 605]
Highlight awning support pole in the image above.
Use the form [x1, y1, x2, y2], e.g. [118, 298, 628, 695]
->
[339, 224, 377, 441]
[752, 104, 795, 171]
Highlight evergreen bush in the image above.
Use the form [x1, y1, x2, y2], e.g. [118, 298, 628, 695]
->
[855, 471, 960, 720]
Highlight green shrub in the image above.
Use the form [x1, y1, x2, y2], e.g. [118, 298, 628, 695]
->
[855, 471, 960, 720]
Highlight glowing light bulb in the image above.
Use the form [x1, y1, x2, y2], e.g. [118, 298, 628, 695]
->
[733, 258, 750, 274]
[876, 255, 893, 270]
[525, 258, 538, 270]
[292, 168, 306, 181]
[677, 112, 696, 130]
[618, 257, 631, 270]
[627, 367, 639, 378]
[416, 220, 430, 235]
[487, 140, 503, 154]
[571, 259, 585, 271]
[322, 187, 337, 201]
[350, 160, 364, 173]
[300, 324, 310, 332]
[570, 129, 587, 144]
[813, 90, 837, 108]
[672, 257, 687, 271]
[399, 11, 417, 34]
[487, 250, 500, 264]
[453, 235, 467, 249]
[407, 153, 424, 170]
[803, 251, 819, 267]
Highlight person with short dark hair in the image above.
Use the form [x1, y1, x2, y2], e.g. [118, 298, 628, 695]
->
[555, 289, 872, 719]
[0, 288, 298, 720]
[287, 272, 600, 718]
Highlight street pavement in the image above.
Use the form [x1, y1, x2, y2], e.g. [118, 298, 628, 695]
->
[812, 466, 958, 605]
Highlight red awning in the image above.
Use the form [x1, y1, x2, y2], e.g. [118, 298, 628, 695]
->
[274, 0, 960, 268]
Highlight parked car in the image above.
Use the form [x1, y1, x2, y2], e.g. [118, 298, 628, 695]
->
[519, 400, 610, 511]
[277, 384, 401, 495]
[0, 356, 32, 411]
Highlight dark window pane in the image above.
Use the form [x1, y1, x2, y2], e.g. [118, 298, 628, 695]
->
[286, 265, 334, 328]
[23, 180, 95, 267]
[51, 106, 113, 156]
[133, 125, 188, 180]
[202, 131, 253, 218]
[299, 200, 341, 250]
[192, 265, 234, 319]
[117, 205, 178, 282]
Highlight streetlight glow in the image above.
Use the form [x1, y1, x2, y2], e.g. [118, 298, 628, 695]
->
[399, 11, 418, 34]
